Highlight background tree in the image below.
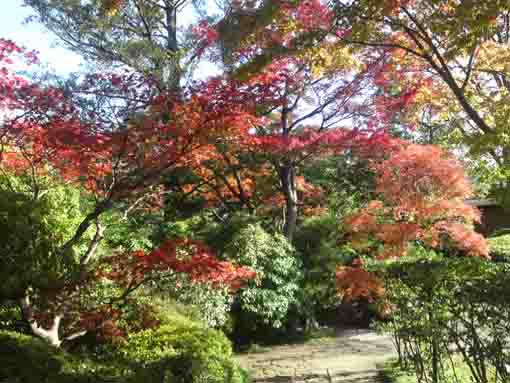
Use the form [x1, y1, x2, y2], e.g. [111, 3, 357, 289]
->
[334, 0, 510, 203]
[181, 0, 394, 240]
[338, 142, 489, 303]
[24, 0, 218, 87]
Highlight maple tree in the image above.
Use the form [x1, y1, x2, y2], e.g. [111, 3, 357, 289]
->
[0, 38, 256, 347]
[2, 1, 499, 354]
[173, 0, 399, 240]
[332, 0, 510, 204]
[24, 0, 404, 242]
[337, 142, 489, 302]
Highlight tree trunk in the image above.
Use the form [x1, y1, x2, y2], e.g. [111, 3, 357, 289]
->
[280, 162, 298, 241]
[165, 3, 180, 91]
[19, 295, 62, 348]
[279, 95, 298, 241]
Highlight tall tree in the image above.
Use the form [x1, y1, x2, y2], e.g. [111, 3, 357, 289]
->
[187, 0, 391, 240]
[24, 0, 213, 87]
[333, 0, 510, 203]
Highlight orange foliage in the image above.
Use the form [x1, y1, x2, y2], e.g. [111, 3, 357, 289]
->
[336, 264, 385, 303]
[346, 143, 488, 259]
[338, 142, 489, 302]
[101, 238, 256, 291]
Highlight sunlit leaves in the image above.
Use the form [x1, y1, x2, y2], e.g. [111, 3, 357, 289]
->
[346, 143, 488, 260]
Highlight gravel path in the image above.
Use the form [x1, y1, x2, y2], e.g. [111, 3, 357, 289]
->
[235, 329, 396, 383]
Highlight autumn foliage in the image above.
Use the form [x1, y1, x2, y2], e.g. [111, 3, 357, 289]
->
[337, 142, 489, 301]
[0, 0, 498, 347]
[0, 38, 259, 344]
[346, 143, 488, 259]
[101, 238, 256, 291]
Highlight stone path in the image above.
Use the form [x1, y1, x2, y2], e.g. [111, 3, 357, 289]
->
[235, 329, 395, 383]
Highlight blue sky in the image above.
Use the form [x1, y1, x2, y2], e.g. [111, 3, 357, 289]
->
[0, 1, 217, 77]
[0, 0, 82, 73]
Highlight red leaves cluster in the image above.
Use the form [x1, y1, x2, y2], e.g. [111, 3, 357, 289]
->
[281, 0, 333, 32]
[193, 20, 220, 57]
[346, 143, 488, 259]
[79, 303, 161, 343]
[79, 306, 126, 343]
[246, 127, 365, 157]
[436, 222, 489, 258]
[101, 238, 256, 291]
[0, 39, 268, 199]
[338, 142, 489, 301]
[336, 265, 385, 303]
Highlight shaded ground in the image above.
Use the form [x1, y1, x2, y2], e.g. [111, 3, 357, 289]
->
[235, 329, 395, 383]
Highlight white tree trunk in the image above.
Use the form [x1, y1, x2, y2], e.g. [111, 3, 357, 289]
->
[20, 295, 62, 347]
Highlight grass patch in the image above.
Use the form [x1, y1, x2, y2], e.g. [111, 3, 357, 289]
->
[379, 360, 415, 383]
[379, 357, 484, 383]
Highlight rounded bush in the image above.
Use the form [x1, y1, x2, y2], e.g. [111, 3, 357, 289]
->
[118, 322, 248, 383]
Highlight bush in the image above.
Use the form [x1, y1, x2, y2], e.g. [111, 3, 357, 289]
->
[0, 330, 64, 382]
[0, 302, 27, 333]
[488, 234, 510, 262]
[117, 322, 248, 383]
[224, 224, 302, 341]
[0, 319, 250, 383]
[0, 330, 132, 383]
[158, 276, 234, 328]
[379, 257, 510, 383]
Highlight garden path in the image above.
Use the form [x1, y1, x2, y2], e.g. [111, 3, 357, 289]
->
[235, 329, 395, 383]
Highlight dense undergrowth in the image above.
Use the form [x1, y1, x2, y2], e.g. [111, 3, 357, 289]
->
[0, 312, 250, 383]
[376, 252, 510, 383]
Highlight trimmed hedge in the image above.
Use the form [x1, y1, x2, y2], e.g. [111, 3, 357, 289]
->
[0, 330, 128, 383]
[379, 257, 510, 383]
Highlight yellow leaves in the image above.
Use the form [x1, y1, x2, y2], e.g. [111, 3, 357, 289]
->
[101, 0, 124, 17]
[478, 41, 510, 74]
[298, 44, 357, 77]
[280, 19, 298, 35]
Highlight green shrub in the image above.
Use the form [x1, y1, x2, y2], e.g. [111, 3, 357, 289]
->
[225, 224, 302, 333]
[0, 302, 27, 333]
[117, 322, 248, 383]
[166, 279, 233, 328]
[200, 213, 258, 254]
[379, 257, 510, 383]
[0, 330, 63, 382]
[0, 320, 250, 383]
[488, 234, 510, 262]
[0, 330, 132, 383]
